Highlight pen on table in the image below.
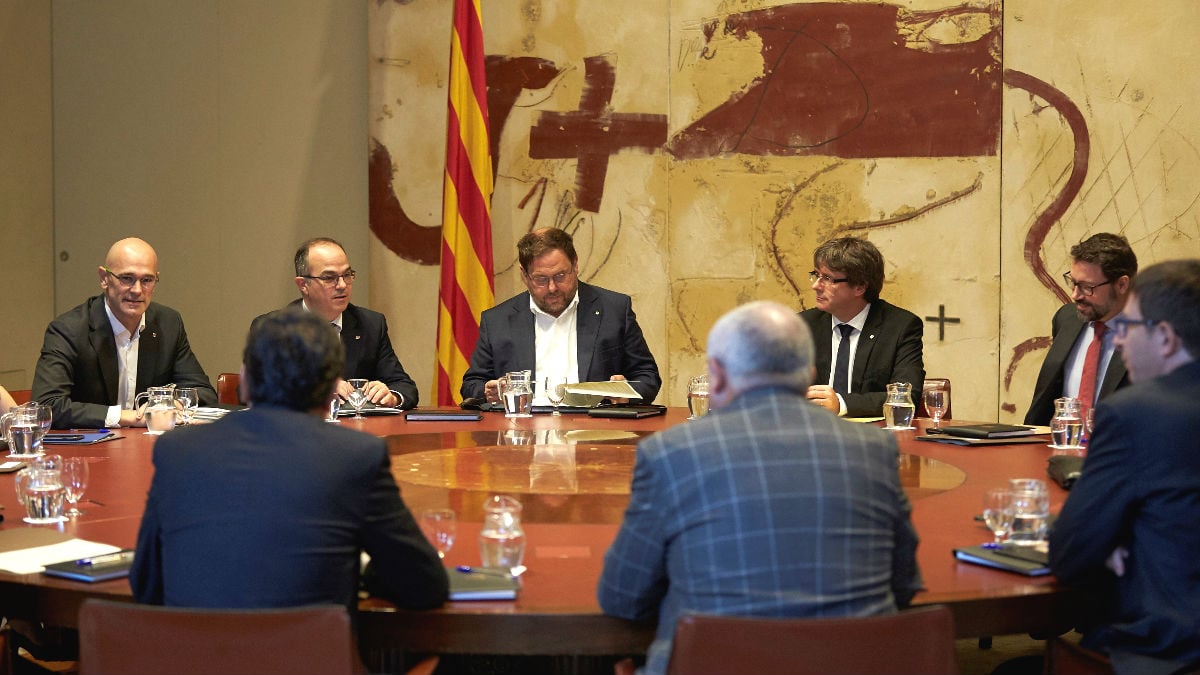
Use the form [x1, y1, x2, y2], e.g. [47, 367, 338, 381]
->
[455, 565, 514, 579]
[76, 551, 133, 566]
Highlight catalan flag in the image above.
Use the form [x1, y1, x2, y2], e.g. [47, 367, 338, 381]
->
[436, 0, 494, 406]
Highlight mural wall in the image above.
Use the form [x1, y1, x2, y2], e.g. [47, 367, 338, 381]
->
[368, 0, 1200, 421]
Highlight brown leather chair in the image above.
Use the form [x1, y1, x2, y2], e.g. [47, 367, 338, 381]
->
[78, 600, 364, 675]
[1042, 636, 1113, 675]
[216, 372, 241, 405]
[665, 605, 958, 675]
[9, 389, 32, 405]
[918, 378, 952, 420]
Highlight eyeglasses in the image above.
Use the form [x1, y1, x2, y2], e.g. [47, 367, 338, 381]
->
[528, 270, 573, 288]
[103, 267, 159, 289]
[1061, 272, 1112, 297]
[1109, 316, 1160, 338]
[809, 270, 849, 285]
[302, 270, 357, 286]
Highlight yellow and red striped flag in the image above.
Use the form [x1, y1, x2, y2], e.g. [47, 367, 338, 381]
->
[435, 0, 494, 406]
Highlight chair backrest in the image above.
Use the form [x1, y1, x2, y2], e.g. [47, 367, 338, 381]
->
[216, 372, 241, 405]
[9, 389, 32, 405]
[918, 378, 952, 420]
[78, 600, 361, 675]
[666, 605, 958, 675]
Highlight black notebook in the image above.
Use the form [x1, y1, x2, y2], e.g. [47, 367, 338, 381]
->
[404, 410, 483, 422]
[953, 544, 1050, 576]
[42, 549, 136, 583]
[587, 405, 667, 419]
[934, 424, 1039, 439]
[448, 567, 520, 601]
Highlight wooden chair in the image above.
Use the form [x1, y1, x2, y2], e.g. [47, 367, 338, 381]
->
[216, 372, 241, 405]
[918, 377, 952, 420]
[78, 600, 364, 675]
[665, 605, 958, 675]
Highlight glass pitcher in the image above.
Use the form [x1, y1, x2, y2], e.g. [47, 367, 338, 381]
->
[883, 382, 915, 429]
[135, 385, 178, 434]
[479, 494, 526, 571]
[1051, 397, 1083, 449]
[499, 370, 533, 418]
[1, 405, 41, 458]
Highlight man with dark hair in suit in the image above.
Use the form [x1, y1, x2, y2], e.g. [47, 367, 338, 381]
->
[131, 308, 447, 611]
[800, 237, 925, 417]
[253, 237, 418, 409]
[1050, 259, 1200, 675]
[598, 301, 921, 675]
[32, 237, 216, 429]
[1025, 233, 1138, 425]
[461, 227, 661, 404]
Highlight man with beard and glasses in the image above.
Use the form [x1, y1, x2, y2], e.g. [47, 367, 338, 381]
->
[461, 228, 661, 405]
[32, 237, 216, 428]
[1025, 233, 1138, 425]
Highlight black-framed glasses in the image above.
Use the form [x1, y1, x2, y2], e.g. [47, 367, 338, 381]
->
[528, 270, 573, 288]
[809, 270, 849, 285]
[1061, 272, 1112, 297]
[103, 266, 159, 289]
[1109, 317, 1160, 338]
[302, 270, 357, 286]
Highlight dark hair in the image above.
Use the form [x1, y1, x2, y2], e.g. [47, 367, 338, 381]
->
[517, 228, 577, 273]
[294, 237, 346, 277]
[243, 308, 344, 410]
[813, 237, 885, 302]
[1130, 259, 1200, 356]
[1070, 233, 1137, 281]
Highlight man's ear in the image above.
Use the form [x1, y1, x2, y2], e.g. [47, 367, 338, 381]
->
[1158, 321, 1185, 358]
[1114, 274, 1132, 298]
[294, 276, 308, 295]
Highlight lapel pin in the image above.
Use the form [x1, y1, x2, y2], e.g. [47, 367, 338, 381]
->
[869, 334, 875, 339]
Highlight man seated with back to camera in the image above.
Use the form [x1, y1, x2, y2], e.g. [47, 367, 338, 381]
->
[131, 308, 447, 612]
[800, 236, 925, 417]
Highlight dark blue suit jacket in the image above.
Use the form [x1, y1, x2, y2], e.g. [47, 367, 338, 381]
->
[598, 386, 921, 675]
[1024, 303, 1129, 425]
[1049, 359, 1200, 666]
[253, 301, 419, 408]
[131, 406, 448, 611]
[460, 283, 661, 403]
[800, 299, 925, 417]
[32, 295, 216, 428]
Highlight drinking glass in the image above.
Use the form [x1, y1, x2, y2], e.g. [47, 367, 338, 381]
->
[924, 387, 948, 430]
[1084, 408, 1095, 442]
[347, 379, 369, 419]
[982, 487, 1014, 546]
[687, 375, 709, 420]
[419, 508, 457, 559]
[544, 376, 568, 416]
[62, 457, 90, 517]
[174, 387, 199, 426]
[1008, 478, 1050, 546]
[326, 397, 341, 423]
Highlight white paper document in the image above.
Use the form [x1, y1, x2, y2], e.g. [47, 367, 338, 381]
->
[0, 539, 122, 575]
[563, 381, 642, 400]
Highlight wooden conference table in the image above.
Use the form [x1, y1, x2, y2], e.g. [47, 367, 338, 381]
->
[0, 408, 1080, 658]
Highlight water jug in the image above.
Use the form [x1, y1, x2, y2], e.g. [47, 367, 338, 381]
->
[479, 494, 526, 571]
[883, 382, 915, 429]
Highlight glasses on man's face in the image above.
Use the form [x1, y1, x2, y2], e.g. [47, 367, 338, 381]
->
[302, 270, 357, 287]
[104, 266, 159, 290]
[1062, 272, 1112, 297]
[528, 270, 572, 288]
[809, 270, 849, 286]
[1109, 316, 1160, 338]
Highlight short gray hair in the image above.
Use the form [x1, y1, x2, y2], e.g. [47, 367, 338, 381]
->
[707, 301, 813, 389]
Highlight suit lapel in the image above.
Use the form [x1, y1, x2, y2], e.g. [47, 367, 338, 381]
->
[509, 295, 537, 372]
[1099, 347, 1128, 398]
[136, 305, 160, 394]
[340, 305, 364, 375]
[811, 313, 834, 381]
[851, 302, 884, 390]
[575, 285, 599, 378]
[88, 298, 121, 402]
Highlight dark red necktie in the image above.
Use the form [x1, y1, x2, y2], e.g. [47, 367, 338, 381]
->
[1078, 321, 1107, 414]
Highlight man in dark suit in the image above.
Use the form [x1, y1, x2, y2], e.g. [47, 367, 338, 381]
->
[32, 237, 216, 429]
[1025, 233, 1137, 425]
[461, 228, 661, 404]
[253, 237, 418, 409]
[1049, 260, 1200, 675]
[131, 308, 448, 611]
[598, 301, 921, 675]
[799, 237, 924, 418]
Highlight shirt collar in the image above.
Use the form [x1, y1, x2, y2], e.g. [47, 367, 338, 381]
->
[104, 301, 146, 341]
[528, 291, 580, 321]
[836, 302, 871, 332]
[301, 299, 342, 331]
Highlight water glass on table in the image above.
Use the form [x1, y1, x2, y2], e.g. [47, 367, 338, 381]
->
[687, 375, 709, 420]
[544, 376, 568, 416]
[63, 457, 90, 517]
[419, 508, 457, 559]
[923, 386, 948, 431]
[1008, 478, 1050, 546]
[981, 487, 1013, 547]
[347, 379, 369, 419]
[174, 387, 199, 425]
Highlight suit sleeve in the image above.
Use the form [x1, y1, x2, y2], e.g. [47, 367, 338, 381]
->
[31, 317, 110, 429]
[617, 300, 662, 403]
[891, 489, 923, 607]
[360, 450, 449, 609]
[369, 315, 419, 409]
[597, 439, 668, 621]
[460, 313, 498, 401]
[842, 310, 925, 418]
[131, 454, 166, 604]
[1048, 402, 1134, 585]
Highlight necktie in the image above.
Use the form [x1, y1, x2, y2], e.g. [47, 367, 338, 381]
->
[1078, 321, 1107, 413]
[833, 324, 854, 396]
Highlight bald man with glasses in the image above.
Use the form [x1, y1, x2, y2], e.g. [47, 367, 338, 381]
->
[1025, 233, 1137, 425]
[32, 237, 217, 429]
